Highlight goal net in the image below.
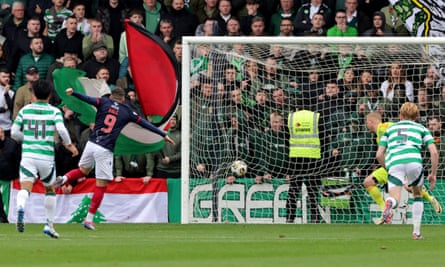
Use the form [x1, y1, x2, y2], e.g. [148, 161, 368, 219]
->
[181, 36, 445, 224]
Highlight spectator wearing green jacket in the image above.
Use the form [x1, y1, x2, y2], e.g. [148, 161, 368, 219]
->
[14, 36, 54, 90]
[147, 113, 181, 179]
[327, 9, 357, 37]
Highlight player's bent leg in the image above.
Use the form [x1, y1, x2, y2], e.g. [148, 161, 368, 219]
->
[364, 172, 386, 224]
[384, 179, 404, 224]
[55, 167, 90, 188]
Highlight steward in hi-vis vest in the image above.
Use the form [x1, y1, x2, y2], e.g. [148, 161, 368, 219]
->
[286, 108, 324, 224]
[288, 110, 321, 159]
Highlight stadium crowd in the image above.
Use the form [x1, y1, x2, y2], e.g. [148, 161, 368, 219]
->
[0, 0, 444, 222]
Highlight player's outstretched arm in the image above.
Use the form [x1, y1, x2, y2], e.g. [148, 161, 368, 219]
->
[66, 87, 99, 105]
[165, 135, 176, 145]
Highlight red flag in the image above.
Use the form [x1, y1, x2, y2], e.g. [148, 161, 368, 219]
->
[125, 20, 180, 126]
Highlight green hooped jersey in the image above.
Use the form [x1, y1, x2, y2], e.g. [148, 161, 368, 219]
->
[379, 120, 434, 170]
[13, 102, 71, 161]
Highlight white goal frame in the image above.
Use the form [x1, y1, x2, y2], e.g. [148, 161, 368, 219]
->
[180, 36, 445, 224]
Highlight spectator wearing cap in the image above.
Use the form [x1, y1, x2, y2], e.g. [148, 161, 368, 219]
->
[13, 65, 39, 119]
[82, 18, 114, 61]
[53, 15, 83, 60]
[7, 17, 53, 73]
[80, 41, 119, 84]
[13, 36, 54, 90]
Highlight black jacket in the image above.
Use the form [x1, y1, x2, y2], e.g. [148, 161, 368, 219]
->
[0, 137, 20, 181]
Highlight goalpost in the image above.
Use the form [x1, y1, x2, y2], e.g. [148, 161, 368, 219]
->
[181, 36, 445, 224]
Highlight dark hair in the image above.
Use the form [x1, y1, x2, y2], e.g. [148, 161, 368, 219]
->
[70, 1, 86, 9]
[172, 38, 182, 46]
[30, 36, 43, 43]
[127, 8, 144, 18]
[0, 67, 9, 74]
[66, 15, 77, 21]
[32, 80, 53, 100]
[336, 9, 346, 15]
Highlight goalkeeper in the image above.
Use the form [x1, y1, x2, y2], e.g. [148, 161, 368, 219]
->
[364, 112, 442, 224]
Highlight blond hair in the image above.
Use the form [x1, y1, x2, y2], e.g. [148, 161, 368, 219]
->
[366, 111, 382, 122]
[400, 102, 419, 121]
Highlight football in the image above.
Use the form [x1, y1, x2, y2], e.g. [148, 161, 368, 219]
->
[230, 160, 247, 177]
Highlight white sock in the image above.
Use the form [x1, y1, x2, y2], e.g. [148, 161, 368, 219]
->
[16, 189, 29, 210]
[44, 194, 56, 226]
[412, 200, 424, 235]
[86, 212, 94, 222]
[386, 197, 398, 209]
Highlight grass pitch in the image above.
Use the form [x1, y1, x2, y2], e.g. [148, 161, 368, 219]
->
[0, 223, 444, 267]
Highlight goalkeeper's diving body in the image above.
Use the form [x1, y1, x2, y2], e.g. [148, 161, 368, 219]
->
[364, 112, 442, 224]
[55, 87, 175, 230]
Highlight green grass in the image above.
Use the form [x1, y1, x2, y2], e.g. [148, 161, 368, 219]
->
[0, 223, 444, 267]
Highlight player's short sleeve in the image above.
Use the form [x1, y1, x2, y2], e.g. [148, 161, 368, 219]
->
[379, 131, 388, 147]
[423, 128, 435, 145]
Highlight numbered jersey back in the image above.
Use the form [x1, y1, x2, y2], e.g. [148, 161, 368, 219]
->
[15, 102, 65, 161]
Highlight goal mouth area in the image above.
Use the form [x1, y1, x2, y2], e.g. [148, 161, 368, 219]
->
[181, 36, 445, 224]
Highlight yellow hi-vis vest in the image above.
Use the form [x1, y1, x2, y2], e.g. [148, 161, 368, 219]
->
[288, 110, 321, 159]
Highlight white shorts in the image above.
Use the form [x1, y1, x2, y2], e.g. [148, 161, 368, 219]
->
[20, 157, 56, 186]
[388, 162, 424, 188]
[79, 141, 114, 181]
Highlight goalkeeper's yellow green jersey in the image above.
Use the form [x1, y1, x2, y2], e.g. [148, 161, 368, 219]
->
[376, 122, 393, 145]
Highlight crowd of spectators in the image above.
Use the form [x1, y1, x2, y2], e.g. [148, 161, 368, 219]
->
[180, 0, 445, 183]
[0, 0, 443, 220]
